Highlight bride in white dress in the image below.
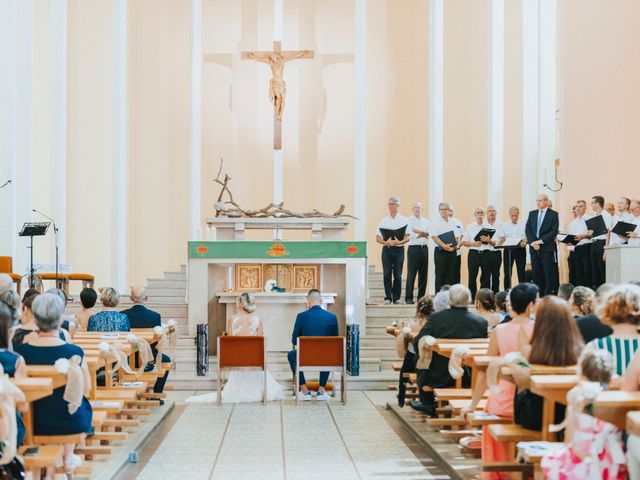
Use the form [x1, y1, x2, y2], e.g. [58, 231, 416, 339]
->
[186, 293, 284, 403]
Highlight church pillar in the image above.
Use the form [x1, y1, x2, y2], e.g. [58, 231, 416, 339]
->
[488, 0, 504, 209]
[190, 0, 203, 240]
[354, 0, 367, 241]
[112, 0, 127, 291]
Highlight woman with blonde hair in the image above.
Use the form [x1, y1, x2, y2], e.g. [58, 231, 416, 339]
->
[569, 286, 595, 317]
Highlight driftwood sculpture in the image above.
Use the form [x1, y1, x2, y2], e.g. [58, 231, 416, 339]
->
[213, 160, 357, 219]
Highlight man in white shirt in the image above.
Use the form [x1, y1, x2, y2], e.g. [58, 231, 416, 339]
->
[610, 197, 632, 246]
[484, 205, 504, 293]
[567, 200, 593, 288]
[375, 196, 409, 305]
[501, 206, 527, 290]
[626, 199, 640, 247]
[588, 195, 613, 288]
[431, 202, 463, 292]
[448, 205, 464, 284]
[404, 203, 431, 304]
[462, 207, 490, 300]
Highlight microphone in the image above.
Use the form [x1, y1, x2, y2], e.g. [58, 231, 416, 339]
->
[32, 209, 58, 232]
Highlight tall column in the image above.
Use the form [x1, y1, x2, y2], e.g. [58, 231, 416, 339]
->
[50, 0, 68, 264]
[112, 0, 127, 290]
[488, 0, 504, 208]
[354, 0, 367, 241]
[190, 0, 202, 239]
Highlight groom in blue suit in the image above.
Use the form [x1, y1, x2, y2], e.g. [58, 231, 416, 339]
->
[288, 289, 339, 401]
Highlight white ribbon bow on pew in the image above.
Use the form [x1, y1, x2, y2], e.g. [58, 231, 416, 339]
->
[486, 351, 531, 395]
[0, 366, 25, 465]
[394, 326, 413, 359]
[416, 335, 437, 370]
[448, 345, 470, 379]
[54, 355, 84, 415]
[98, 334, 153, 377]
[152, 320, 177, 369]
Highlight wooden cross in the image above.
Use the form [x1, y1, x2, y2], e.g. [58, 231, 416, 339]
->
[241, 41, 314, 150]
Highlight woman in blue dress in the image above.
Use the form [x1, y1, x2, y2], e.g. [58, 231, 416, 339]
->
[16, 293, 93, 478]
[0, 302, 27, 449]
[87, 287, 130, 332]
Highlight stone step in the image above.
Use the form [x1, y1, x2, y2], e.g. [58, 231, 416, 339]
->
[366, 325, 391, 336]
[147, 279, 187, 289]
[163, 272, 187, 281]
[144, 296, 186, 305]
[359, 335, 395, 348]
[145, 288, 187, 297]
[365, 305, 416, 317]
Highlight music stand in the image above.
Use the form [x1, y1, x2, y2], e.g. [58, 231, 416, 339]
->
[19, 222, 50, 290]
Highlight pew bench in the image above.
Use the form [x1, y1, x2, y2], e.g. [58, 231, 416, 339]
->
[593, 391, 640, 429]
[628, 411, 640, 436]
[18, 444, 64, 480]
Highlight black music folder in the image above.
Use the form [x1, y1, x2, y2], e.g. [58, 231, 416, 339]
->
[611, 220, 636, 238]
[380, 225, 407, 241]
[585, 215, 608, 238]
[559, 234, 579, 245]
[474, 228, 496, 242]
[438, 230, 457, 247]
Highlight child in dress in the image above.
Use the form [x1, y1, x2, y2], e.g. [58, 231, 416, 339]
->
[541, 349, 626, 479]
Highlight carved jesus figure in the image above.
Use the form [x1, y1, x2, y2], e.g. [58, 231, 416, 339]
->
[243, 47, 313, 120]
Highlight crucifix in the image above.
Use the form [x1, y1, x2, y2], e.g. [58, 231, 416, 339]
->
[241, 41, 314, 150]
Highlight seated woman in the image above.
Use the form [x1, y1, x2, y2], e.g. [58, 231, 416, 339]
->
[74, 288, 98, 331]
[514, 296, 583, 431]
[46, 288, 76, 338]
[87, 288, 130, 332]
[462, 283, 538, 478]
[0, 303, 27, 448]
[569, 286, 595, 318]
[574, 284, 614, 343]
[495, 291, 509, 321]
[16, 293, 93, 477]
[475, 288, 502, 330]
[585, 283, 640, 377]
[12, 289, 70, 348]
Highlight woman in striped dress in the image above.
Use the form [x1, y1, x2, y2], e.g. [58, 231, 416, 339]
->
[585, 283, 640, 377]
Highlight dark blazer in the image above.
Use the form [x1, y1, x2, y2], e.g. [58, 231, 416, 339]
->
[413, 308, 488, 388]
[525, 208, 559, 253]
[576, 314, 613, 344]
[291, 305, 339, 347]
[120, 304, 161, 329]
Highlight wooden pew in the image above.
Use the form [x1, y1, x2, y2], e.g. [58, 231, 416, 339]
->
[593, 391, 640, 429]
[529, 374, 579, 440]
[627, 411, 640, 436]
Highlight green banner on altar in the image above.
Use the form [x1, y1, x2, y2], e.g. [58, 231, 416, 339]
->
[188, 241, 367, 259]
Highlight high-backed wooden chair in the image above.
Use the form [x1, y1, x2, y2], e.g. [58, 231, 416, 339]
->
[217, 336, 267, 405]
[296, 336, 346, 404]
[0, 256, 22, 293]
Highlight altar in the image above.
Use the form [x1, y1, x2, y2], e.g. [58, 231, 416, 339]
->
[186, 240, 367, 354]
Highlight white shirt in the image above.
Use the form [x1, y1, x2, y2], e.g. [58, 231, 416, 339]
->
[463, 222, 489, 251]
[611, 212, 633, 245]
[591, 210, 613, 241]
[483, 219, 503, 251]
[407, 215, 432, 246]
[431, 216, 463, 250]
[629, 214, 640, 246]
[451, 217, 464, 255]
[567, 215, 592, 246]
[502, 220, 526, 242]
[376, 214, 408, 247]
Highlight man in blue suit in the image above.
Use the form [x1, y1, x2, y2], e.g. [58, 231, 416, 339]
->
[525, 193, 560, 295]
[121, 287, 170, 395]
[287, 289, 339, 401]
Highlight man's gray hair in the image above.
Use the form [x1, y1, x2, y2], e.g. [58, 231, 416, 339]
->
[307, 289, 322, 304]
[509, 206, 520, 214]
[438, 202, 451, 210]
[32, 293, 65, 332]
[0, 274, 12, 292]
[46, 288, 67, 305]
[433, 291, 450, 312]
[388, 196, 400, 205]
[486, 204, 497, 211]
[448, 284, 472, 308]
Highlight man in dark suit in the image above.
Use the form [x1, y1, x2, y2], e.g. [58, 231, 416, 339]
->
[287, 289, 339, 401]
[121, 287, 170, 394]
[410, 284, 488, 415]
[525, 194, 560, 295]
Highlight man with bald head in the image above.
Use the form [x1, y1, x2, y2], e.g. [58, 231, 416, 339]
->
[121, 287, 169, 394]
[0, 274, 13, 292]
[525, 194, 560, 295]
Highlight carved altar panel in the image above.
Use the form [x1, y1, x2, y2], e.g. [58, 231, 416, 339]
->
[262, 264, 293, 292]
[234, 264, 263, 291]
[292, 265, 319, 292]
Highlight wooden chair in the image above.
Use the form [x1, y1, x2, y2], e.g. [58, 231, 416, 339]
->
[217, 336, 267, 405]
[296, 336, 346, 404]
[0, 255, 22, 293]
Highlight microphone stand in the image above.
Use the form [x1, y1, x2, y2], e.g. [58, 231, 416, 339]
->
[33, 209, 60, 288]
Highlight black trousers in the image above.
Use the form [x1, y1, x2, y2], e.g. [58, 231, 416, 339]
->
[574, 243, 592, 288]
[405, 245, 428, 301]
[503, 247, 526, 290]
[488, 250, 502, 293]
[467, 250, 490, 299]
[530, 247, 559, 296]
[454, 254, 462, 283]
[434, 249, 457, 293]
[382, 246, 404, 302]
[568, 250, 577, 286]
[590, 240, 606, 288]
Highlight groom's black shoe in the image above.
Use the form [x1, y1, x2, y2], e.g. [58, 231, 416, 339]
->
[409, 400, 435, 416]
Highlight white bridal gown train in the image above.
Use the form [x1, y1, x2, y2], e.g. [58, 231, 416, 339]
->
[186, 314, 284, 404]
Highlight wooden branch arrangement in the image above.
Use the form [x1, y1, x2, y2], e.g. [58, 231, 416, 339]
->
[213, 159, 357, 219]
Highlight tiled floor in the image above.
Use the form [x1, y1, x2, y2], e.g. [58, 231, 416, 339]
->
[127, 391, 451, 480]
